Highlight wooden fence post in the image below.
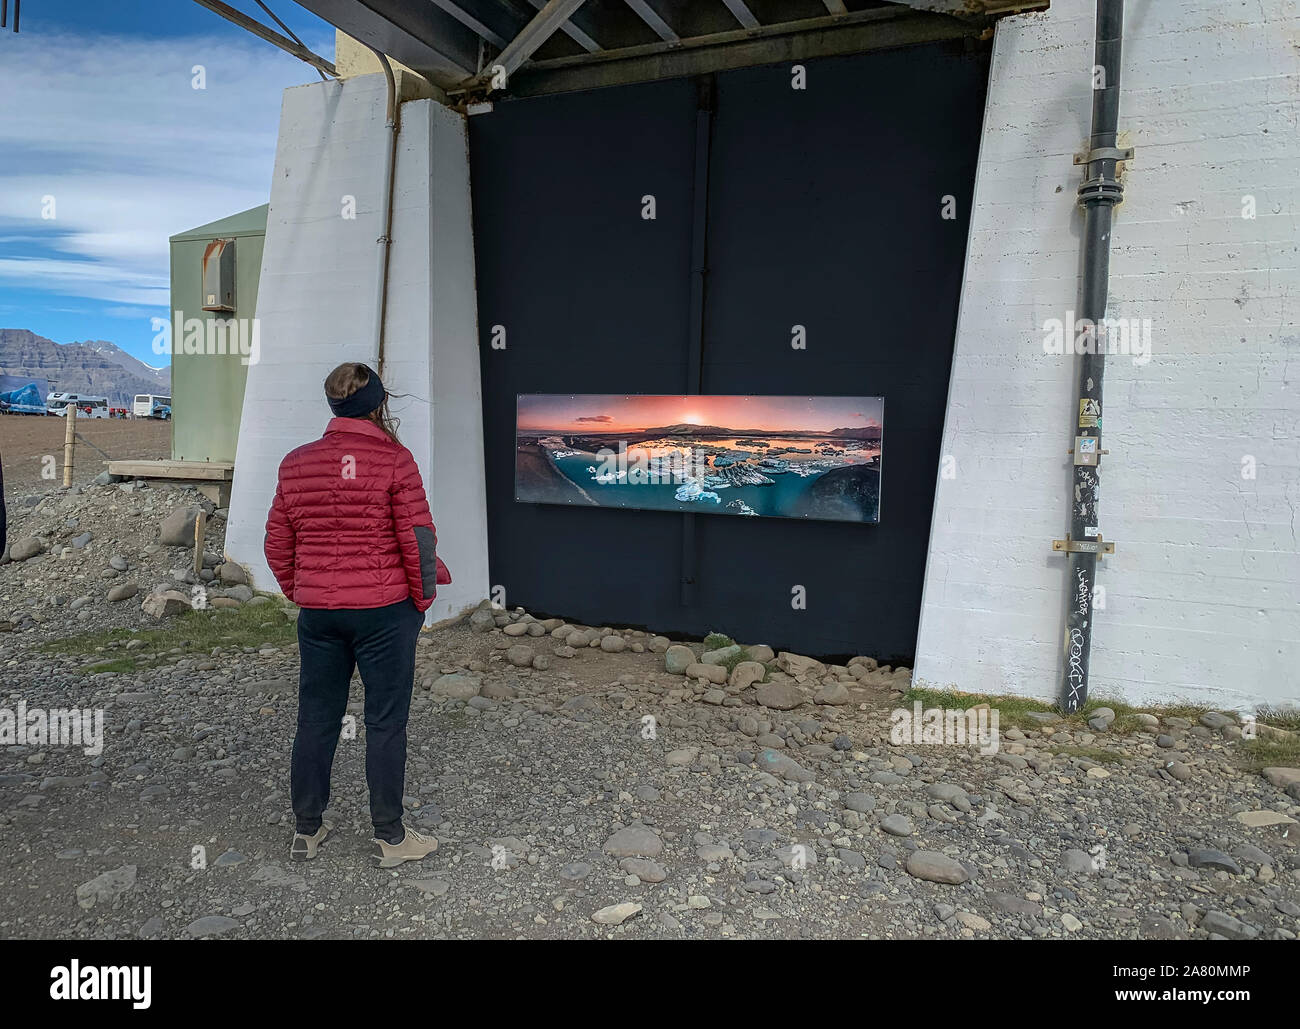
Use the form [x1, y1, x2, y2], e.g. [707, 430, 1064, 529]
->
[61, 403, 77, 487]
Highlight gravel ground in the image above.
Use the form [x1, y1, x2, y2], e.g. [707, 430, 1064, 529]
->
[1, 484, 1298, 940]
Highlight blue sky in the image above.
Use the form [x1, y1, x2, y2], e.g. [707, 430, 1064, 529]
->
[0, 0, 334, 366]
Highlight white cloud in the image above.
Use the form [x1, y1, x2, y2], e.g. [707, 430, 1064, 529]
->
[0, 255, 167, 307]
[0, 30, 330, 308]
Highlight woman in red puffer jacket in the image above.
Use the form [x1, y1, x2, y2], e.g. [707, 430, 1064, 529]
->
[265, 361, 449, 868]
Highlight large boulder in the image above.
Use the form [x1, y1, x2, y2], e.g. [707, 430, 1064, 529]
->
[468, 604, 497, 633]
[602, 825, 663, 858]
[75, 864, 137, 910]
[905, 851, 969, 885]
[756, 749, 815, 783]
[428, 673, 481, 700]
[755, 682, 804, 711]
[701, 643, 744, 666]
[159, 506, 203, 547]
[814, 682, 852, 705]
[664, 645, 695, 674]
[218, 562, 249, 585]
[777, 651, 826, 677]
[8, 537, 45, 562]
[106, 582, 139, 603]
[685, 662, 728, 685]
[141, 590, 191, 619]
[1262, 767, 1300, 789]
[729, 660, 767, 691]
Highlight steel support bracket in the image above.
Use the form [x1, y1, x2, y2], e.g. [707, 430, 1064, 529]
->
[1075, 147, 1132, 205]
[1073, 146, 1134, 165]
[1053, 536, 1116, 557]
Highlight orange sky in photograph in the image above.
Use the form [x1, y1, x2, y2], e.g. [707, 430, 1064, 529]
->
[517, 394, 883, 433]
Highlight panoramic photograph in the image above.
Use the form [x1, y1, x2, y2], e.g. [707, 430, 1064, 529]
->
[516, 394, 885, 523]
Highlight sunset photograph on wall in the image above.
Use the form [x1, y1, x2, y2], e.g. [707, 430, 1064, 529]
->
[516, 395, 884, 524]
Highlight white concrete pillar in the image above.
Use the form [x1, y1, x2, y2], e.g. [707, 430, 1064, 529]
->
[915, 0, 1300, 709]
[225, 75, 489, 624]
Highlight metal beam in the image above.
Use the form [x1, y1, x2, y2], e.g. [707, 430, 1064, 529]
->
[431, 0, 510, 48]
[295, 0, 481, 85]
[820, 0, 848, 13]
[254, 0, 330, 80]
[519, 0, 600, 52]
[624, 0, 678, 42]
[507, 7, 980, 97]
[483, 0, 592, 80]
[721, 0, 759, 31]
[191, 0, 338, 77]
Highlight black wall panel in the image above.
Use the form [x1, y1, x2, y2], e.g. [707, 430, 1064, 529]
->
[470, 43, 988, 662]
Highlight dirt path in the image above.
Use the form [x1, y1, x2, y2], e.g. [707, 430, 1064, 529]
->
[1, 414, 170, 495]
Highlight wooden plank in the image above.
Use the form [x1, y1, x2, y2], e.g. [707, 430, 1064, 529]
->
[193, 509, 207, 576]
[107, 459, 234, 481]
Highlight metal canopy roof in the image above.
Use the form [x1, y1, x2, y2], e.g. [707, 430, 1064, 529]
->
[294, 0, 1047, 98]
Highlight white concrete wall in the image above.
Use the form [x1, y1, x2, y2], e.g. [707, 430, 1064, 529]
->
[916, 0, 1300, 709]
[225, 76, 489, 623]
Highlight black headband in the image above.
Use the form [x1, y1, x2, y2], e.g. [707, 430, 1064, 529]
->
[328, 372, 385, 418]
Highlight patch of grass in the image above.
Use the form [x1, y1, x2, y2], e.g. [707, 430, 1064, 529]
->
[903, 686, 1069, 731]
[79, 657, 137, 676]
[1257, 704, 1300, 732]
[41, 602, 295, 670]
[702, 632, 736, 651]
[715, 649, 750, 674]
[1239, 735, 1300, 772]
[902, 686, 1208, 733]
[436, 708, 473, 730]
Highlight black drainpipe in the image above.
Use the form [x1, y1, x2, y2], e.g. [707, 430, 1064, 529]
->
[1060, 0, 1128, 712]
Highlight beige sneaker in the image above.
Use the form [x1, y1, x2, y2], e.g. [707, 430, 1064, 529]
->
[371, 826, 439, 868]
[290, 819, 334, 861]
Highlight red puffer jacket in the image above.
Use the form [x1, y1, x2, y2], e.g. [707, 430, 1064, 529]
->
[264, 417, 450, 612]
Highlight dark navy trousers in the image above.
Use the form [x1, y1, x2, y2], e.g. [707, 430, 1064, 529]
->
[291, 598, 423, 843]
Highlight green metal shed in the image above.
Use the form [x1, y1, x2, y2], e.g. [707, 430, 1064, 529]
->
[168, 204, 267, 464]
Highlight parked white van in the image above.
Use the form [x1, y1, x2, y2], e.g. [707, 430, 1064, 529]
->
[47, 393, 111, 418]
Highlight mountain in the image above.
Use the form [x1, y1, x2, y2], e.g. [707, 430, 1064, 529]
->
[0, 329, 170, 408]
[826, 426, 883, 440]
[555, 423, 882, 440]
